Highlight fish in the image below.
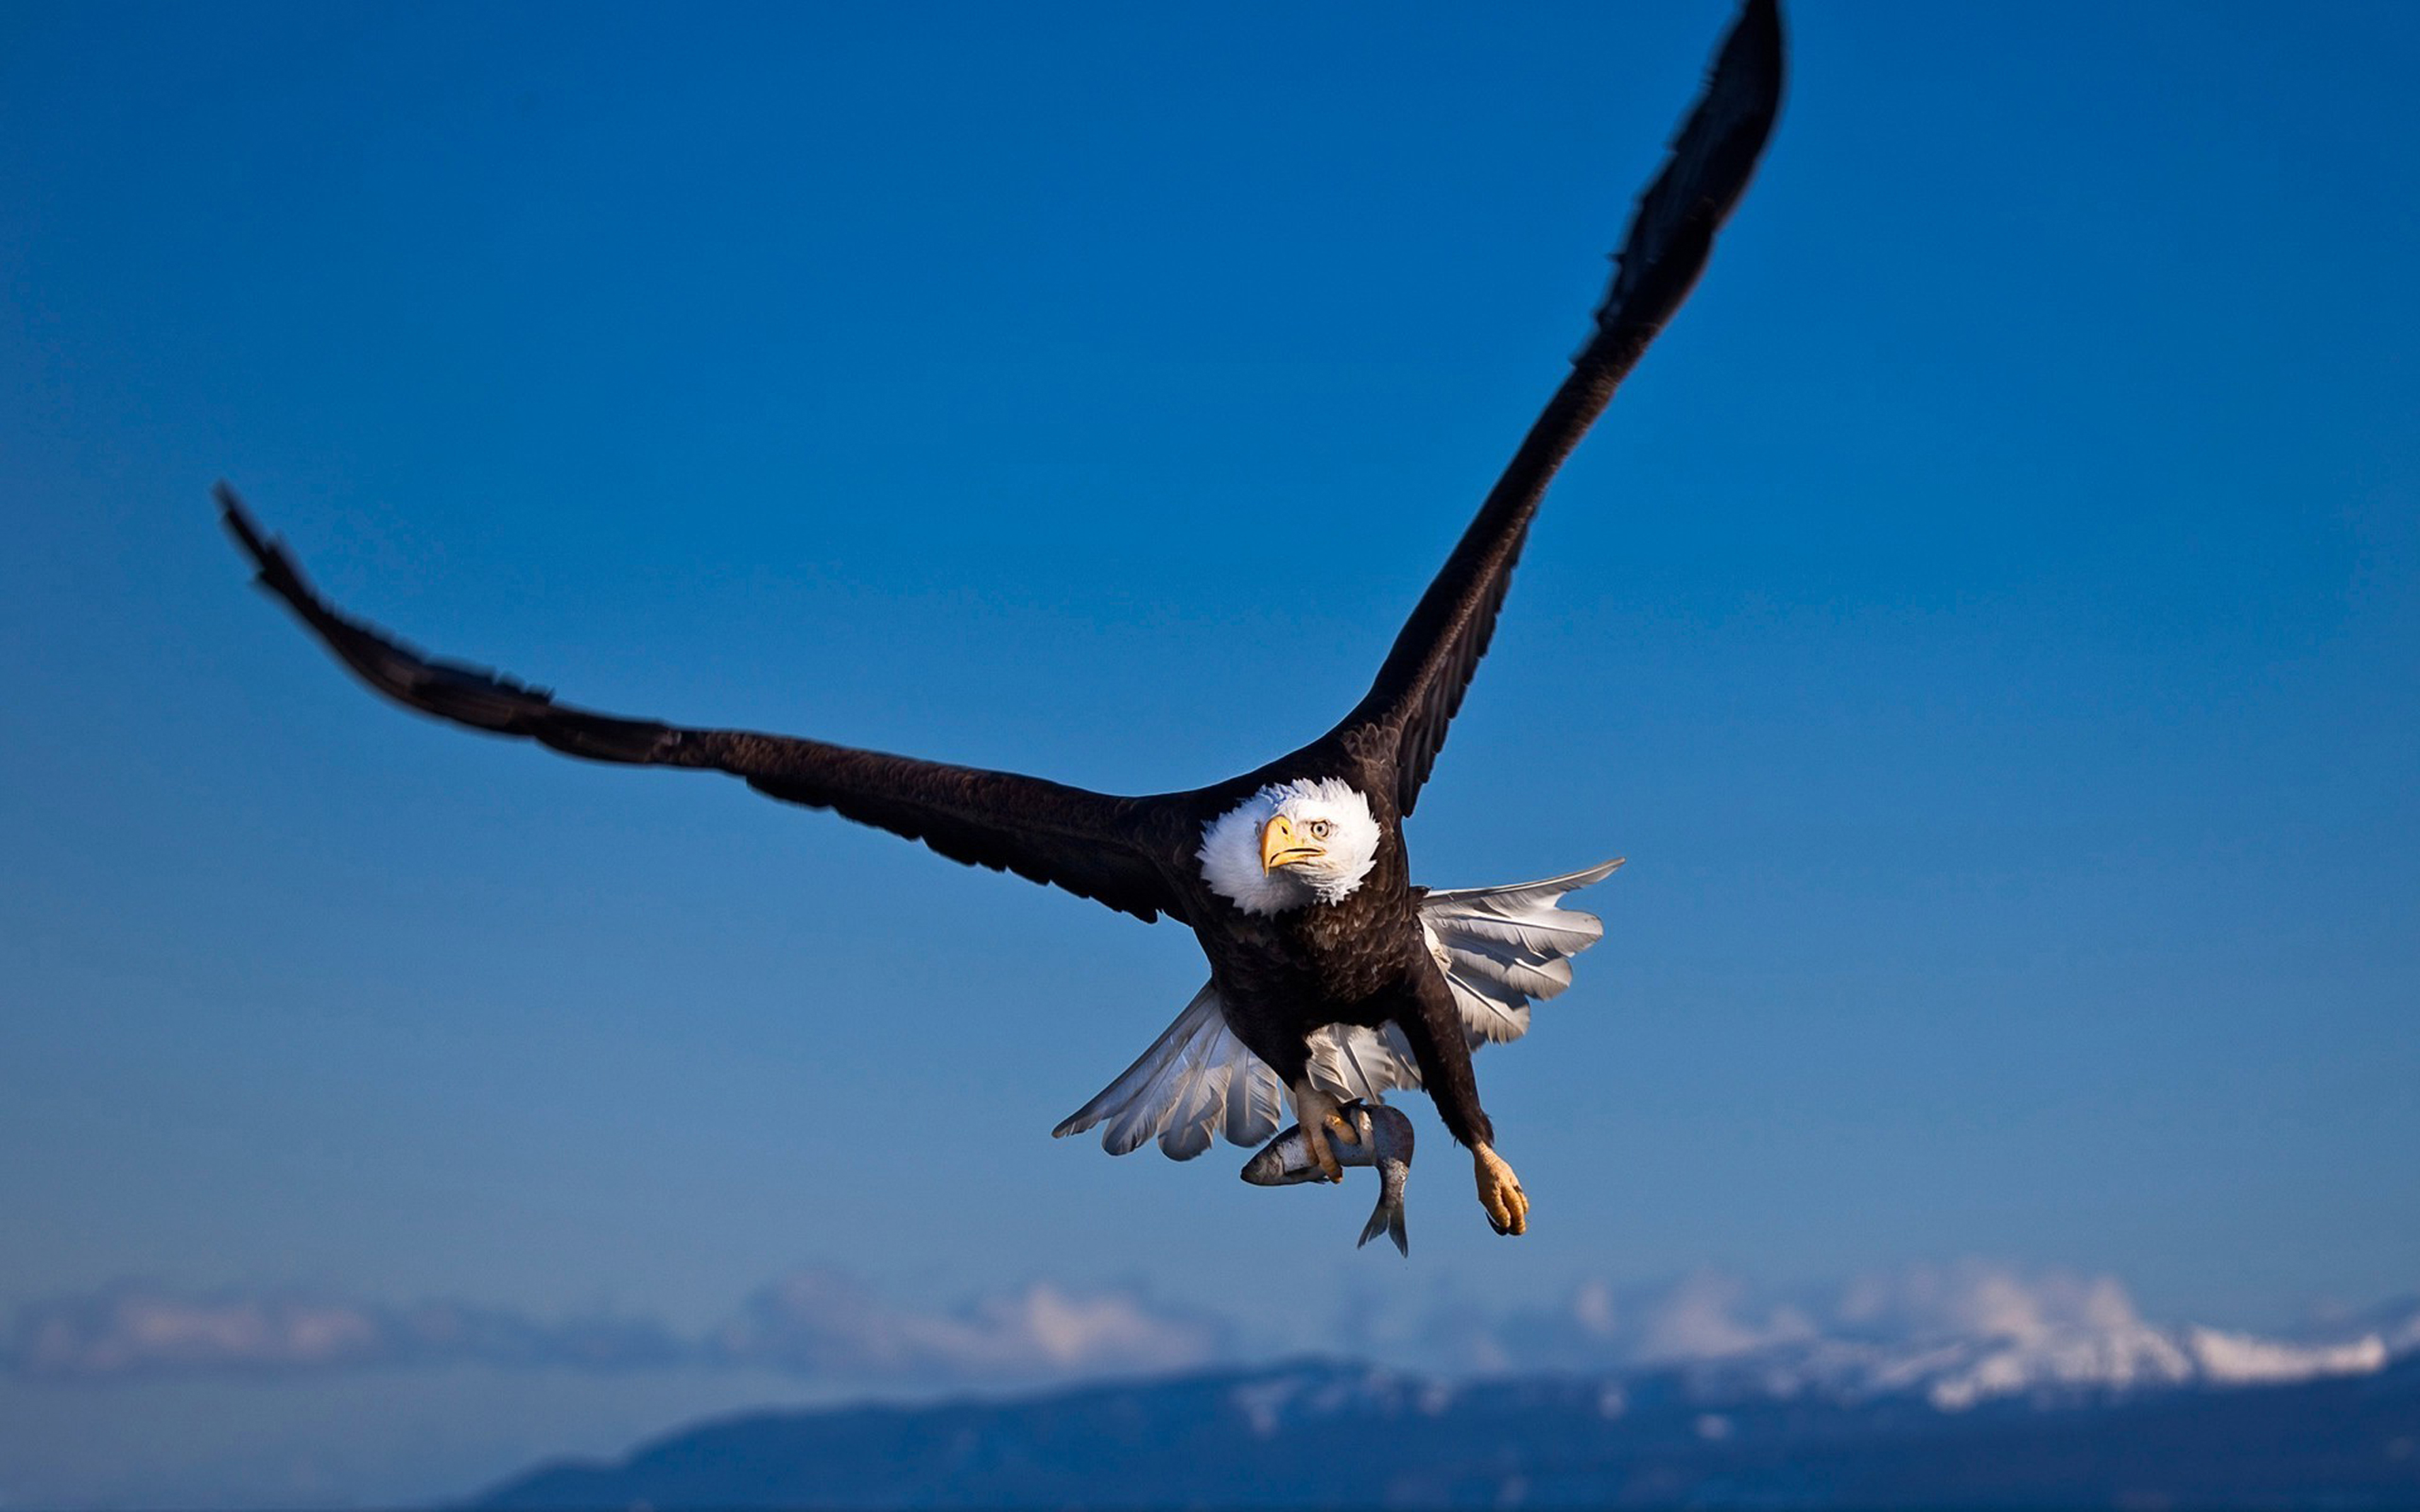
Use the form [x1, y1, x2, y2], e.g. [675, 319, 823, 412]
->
[1239, 1100, 1416, 1256]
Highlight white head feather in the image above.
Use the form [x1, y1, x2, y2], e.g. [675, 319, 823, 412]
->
[1197, 778, 1382, 917]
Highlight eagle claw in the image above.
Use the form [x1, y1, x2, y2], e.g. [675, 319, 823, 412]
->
[1475, 1143, 1528, 1235]
[1290, 1082, 1359, 1183]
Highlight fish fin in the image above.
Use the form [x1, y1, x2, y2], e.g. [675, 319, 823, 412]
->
[1356, 1198, 1409, 1257]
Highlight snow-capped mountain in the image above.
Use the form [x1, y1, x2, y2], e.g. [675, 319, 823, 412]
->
[479, 1290, 2420, 1510]
[1666, 1309, 2399, 1412]
[1397, 1263, 2420, 1413]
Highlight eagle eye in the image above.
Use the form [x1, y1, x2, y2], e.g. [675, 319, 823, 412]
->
[1309, 820, 1331, 839]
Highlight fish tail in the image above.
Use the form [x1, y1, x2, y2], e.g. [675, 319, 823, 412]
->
[1357, 1196, 1409, 1257]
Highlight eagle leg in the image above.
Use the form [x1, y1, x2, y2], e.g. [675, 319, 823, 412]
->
[1288, 1080, 1359, 1183]
[1473, 1143, 1528, 1236]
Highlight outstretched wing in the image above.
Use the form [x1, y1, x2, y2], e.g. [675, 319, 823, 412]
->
[219, 484, 1187, 924]
[1334, 0, 1785, 815]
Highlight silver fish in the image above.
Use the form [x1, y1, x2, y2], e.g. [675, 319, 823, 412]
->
[1239, 1101, 1416, 1256]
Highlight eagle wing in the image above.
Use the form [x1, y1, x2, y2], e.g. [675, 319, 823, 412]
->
[219, 486, 1188, 924]
[1332, 0, 1785, 815]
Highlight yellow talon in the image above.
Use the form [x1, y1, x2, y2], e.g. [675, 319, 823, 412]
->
[1474, 1143, 1528, 1236]
[1291, 1082, 1351, 1183]
[1306, 1122, 1344, 1182]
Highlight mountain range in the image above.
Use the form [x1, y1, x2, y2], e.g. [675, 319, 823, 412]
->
[481, 1295, 2420, 1508]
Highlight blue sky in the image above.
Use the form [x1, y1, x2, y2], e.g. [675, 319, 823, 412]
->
[4, 1, 2416, 1504]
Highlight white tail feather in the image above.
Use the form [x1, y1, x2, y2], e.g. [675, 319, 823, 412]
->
[1308, 1021, 1422, 1102]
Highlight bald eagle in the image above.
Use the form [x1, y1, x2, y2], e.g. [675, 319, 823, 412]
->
[219, 0, 1782, 1238]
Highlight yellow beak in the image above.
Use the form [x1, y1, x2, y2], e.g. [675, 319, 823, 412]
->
[1261, 815, 1323, 874]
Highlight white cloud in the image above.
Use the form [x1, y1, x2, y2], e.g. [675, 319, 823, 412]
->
[1634, 1271, 1818, 1363]
[1361, 1269, 1824, 1378]
[12, 1260, 2408, 1403]
[708, 1268, 1229, 1385]
[13, 1291, 385, 1378]
[1829, 1259, 2142, 1344]
[5, 1273, 1227, 1389]
[5, 1285, 688, 1383]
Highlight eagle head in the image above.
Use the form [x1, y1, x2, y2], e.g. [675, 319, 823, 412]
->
[1198, 778, 1381, 917]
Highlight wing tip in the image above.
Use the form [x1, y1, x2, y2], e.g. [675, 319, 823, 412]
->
[1584, 856, 1626, 888]
[214, 479, 276, 574]
[1715, 0, 1788, 120]
[1590, 0, 1787, 343]
[214, 479, 329, 621]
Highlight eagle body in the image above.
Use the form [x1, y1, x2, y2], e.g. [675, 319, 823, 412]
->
[1173, 769, 1499, 1151]
[214, 0, 1784, 1238]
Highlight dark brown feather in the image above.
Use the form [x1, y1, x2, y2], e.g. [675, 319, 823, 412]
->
[1327, 0, 1785, 816]
[218, 483, 1190, 925]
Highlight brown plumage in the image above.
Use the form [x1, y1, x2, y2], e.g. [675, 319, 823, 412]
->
[220, 0, 1783, 1237]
